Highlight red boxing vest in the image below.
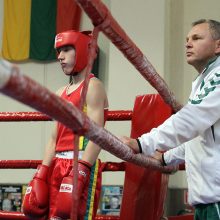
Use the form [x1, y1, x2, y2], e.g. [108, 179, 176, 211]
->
[55, 74, 108, 152]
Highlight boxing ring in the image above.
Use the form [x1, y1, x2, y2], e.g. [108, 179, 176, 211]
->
[0, 107, 189, 220]
[0, 110, 126, 220]
[0, 0, 193, 219]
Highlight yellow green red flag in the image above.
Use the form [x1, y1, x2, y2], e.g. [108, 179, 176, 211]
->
[2, 0, 81, 61]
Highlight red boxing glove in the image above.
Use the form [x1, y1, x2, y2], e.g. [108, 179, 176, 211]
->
[54, 160, 92, 219]
[77, 160, 92, 218]
[22, 164, 49, 218]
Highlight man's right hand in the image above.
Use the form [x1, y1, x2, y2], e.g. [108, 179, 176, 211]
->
[22, 164, 49, 218]
[120, 136, 141, 153]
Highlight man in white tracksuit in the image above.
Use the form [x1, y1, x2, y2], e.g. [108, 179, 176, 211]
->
[121, 19, 220, 220]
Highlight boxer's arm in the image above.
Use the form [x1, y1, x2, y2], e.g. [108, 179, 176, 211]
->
[42, 124, 57, 166]
[42, 88, 63, 166]
[82, 78, 108, 164]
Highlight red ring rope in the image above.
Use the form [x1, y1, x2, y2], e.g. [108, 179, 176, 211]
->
[0, 111, 133, 121]
[75, 0, 183, 113]
[70, 27, 101, 219]
[0, 160, 127, 171]
[0, 211, 28, 220]
[0, 160, 41, 169]
[0, 211, 120, 220]
[0, 61, 175, 173]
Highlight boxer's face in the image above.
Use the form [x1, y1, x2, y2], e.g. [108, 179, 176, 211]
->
[57, 45, 76, 75]
[185, 23, 220, 72]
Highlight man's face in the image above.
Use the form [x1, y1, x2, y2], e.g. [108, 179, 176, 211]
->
[110, 197, 119, 209]
[185, 23, 220, 71]
[57, 45, 76, 75]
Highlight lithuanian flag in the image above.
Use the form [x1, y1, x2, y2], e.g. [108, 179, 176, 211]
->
[2, 0, 81, 61]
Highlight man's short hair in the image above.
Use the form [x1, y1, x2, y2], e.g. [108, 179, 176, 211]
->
[192, 19, 220, 40]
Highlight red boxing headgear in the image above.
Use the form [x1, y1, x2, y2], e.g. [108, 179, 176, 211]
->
[54, 30, 92, 73]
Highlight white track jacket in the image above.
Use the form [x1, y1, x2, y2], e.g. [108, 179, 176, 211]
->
[138, 56, 220, 205]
